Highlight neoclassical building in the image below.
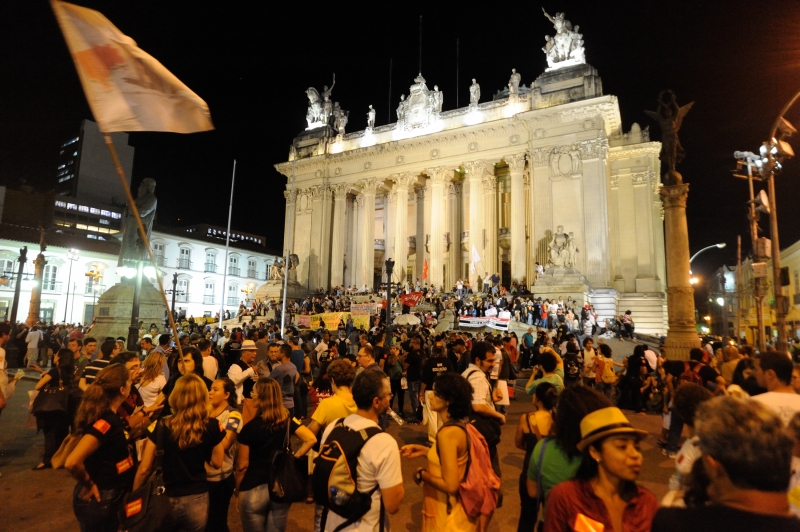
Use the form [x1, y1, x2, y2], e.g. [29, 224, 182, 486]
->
[275, 18, 667, 333]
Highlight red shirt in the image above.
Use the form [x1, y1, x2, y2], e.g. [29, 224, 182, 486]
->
[544, 478, 658, 532]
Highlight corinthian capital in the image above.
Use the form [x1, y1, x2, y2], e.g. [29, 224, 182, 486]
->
[360, 178, 378, 194]
[332, 182, 349, 198]
[392, 172, 414, 190]
[425, 166, 450, 184]
[504, 152, 527, 173]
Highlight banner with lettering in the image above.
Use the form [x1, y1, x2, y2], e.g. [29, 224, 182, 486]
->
[457, 315, 509, 331]
[309, 312, 371, 330]
[400, 292, 423, 308]
[350, 303, 374, 316]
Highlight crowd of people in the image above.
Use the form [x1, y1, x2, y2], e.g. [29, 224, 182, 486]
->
[3, 287, 800, 531]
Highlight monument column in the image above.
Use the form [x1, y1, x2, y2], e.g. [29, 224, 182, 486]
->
[447, 181, 463, 289]
[483, 171, 498, 281]
[353, 193, 365, 287]
[385, 184, 397, 272]
[360, 178, 377, 290]
[283, 189, 297, 255]
[330, 183, 349, 289]
[427, 167, 448, 290]
[506, 153, 527, 285]
[26, 251, 47, 327]
[309, 185, 324, 291]
[660, 185, 700, 360]
[415, 187, 427, 285]
[393, 173, 412, 287]
[465, 161, 485, 289]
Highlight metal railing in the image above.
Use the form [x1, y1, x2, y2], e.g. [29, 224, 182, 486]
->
[228, 266, 240, 276]
[42, 281, 63, 292]
[176, 293, 188, 303]
[204, 263, 217, 273]
[154, 255, 166, 267]
[227, 296, 239, 306]
[203, 295, 216, 305]
[177, 259, 192, 270]
[247, 269, 257, 278]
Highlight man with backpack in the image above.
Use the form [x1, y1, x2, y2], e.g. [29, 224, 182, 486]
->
[315, 370, 404, 531]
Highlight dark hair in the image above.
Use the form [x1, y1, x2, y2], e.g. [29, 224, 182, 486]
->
[327, 359, 355, 388]
[673, 383, 713, 428]
[598, 343, 612, 357]
[258, 329, 268, 340]
[74, 364, 129, 434]
[360, 345, 374, 360]
[279, 343, 292, 359]
[689, 348, 705, 362]
[83, 337, 97, 346]
[540, 350, 557, 373]
[181, 347, 205, 377]
[0, 323, 10, 337]
[55, 348, 75, 385]
[99, 339, 117, 359]
[215, 377, 238, 408]
[68, 337, 83, 347]
[432, 373, 473, 420]
[471, 341, 495, 362]
[431, 346, 445, 358]
[552, 386, 613, 457]
[760, 351, 794, 385]
[535, 382, 559, 411]
[352, 370, 388, 410]
[197, 339, 211, 352]
[158, 334, 171, 346]
[582, 336, 594, 347]
[109, 351, 139, 366]
[732, 357, 755, 387]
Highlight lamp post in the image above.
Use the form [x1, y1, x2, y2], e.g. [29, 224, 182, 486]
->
[63, 248, 79, 323]
[9, 246, 27, 326]
[385, 258, 395, 342]
[689, 243, 727, 266]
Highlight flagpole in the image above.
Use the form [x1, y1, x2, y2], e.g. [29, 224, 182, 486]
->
[280, 152, 297, 337]
[219, 160, 236, 331]
[103, 134, 183, 359]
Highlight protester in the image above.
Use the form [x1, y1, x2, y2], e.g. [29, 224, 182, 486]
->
[525, 347, 565, 396]
[65, 364, 133, 531]
[753, 350, 800, 425]
[652, 396, 800, 531]
[235, 377, 316, 532]
[318, 370, 404, 531]
[270, 344, 300, 417]
[33, 348, 75, 470]
[526, 387, 613, 530]
[515, 382, 557, 532]
[136, 351, 167, 408]
[133, 374, 226, 532]
[78, 339, 119, 390]
[419, 345, 455, 444]
[544, 406, 657, 532]
[205, 378, 242, 532]
[401, 372, 479, 531]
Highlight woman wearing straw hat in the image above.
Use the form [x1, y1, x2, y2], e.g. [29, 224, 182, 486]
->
[542, 407, 658, 532]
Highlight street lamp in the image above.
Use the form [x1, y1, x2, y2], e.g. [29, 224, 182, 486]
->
[63, 248, 79, 323]
[689, 243, 727, 266]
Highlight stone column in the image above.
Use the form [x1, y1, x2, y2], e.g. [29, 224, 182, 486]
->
[660, 184, 700, 360]
[506, 153, 527, 285]
[581, 141, 612, 286]
[447, 181, 463, 290]
[393, 173, 412, 287]
[465, 161, 485, 289]
[282, 189, 297, 256]
[360, 179, 377, 290]
[427, 167, 448, 290]
[26, 252, 47, 327]
[415, 186, 427, 285]
[330, 183, 349, 289]
[308, 185, 324, 291]
[353, 193, 364, 287]
[483, 171, 498, 281]
[385, 185, 397, 271]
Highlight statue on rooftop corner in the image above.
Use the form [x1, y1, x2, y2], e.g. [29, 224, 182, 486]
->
[542, 8, 586, 70]
[508, 69, 521, 95]
[469, 79, 480, 106]
[366, 105, 376, 129]
[334, 107, 348, 135]
[644, 90, 694, 186]
[119, 178, 157, 267]
[305, 74, 336, 129]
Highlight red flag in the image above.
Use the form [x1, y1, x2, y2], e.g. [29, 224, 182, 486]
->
[400, 292, 423, 308]
[423, 259, 428, 280]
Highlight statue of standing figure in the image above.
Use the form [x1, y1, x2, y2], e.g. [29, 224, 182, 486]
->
[508, 69, 521, 95]
[334, 107, 348, 136]
[644, 90, 694, 185]
[469, 79, 480, 105]
[119, 178, 157, 267]
[431, 86, 443, 113]
[366, 105, 376, 129]
[397, 94, 408, 122]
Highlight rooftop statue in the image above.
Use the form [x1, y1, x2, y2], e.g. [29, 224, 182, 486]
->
[542, 8, 586, 70]
[366, 105, 376, 129]
[644, 90, 694, 186]
[469, 79, 480, 106]
[305, 74, 336, 129]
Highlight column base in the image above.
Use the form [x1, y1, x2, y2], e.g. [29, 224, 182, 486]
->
[662, 325, 701, 361]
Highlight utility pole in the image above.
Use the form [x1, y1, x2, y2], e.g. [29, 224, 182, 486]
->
[9, 246, 27, 325]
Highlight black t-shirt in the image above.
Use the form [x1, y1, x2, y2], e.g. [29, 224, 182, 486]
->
[237, 417, 301, 492]
[84, 411, 136, 491]
[664, 360, 719, 388]
[421, 356, 454, 388]
[373, 345, 389, 368]
[652, 505, 800, 532]
[148, 418, 225, 496]
[405, 350, 423, 382]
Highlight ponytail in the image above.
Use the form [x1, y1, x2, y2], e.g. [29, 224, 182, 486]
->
[73, 363, 129, 434]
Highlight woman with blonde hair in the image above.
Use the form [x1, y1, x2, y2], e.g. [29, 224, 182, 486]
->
[133, 374, 226, 532]
[137, 350, 166, 408]
[236, 377, 316, 532]
[65, 363, 133, 531]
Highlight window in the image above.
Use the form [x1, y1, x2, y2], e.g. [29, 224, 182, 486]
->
[1, 260, 13, 274]
[99, 219, 109, 225]
[55, 201, 67, 208]
[177, 279, 189, 302]
[78, 205, 89, 212]
[179, 248, 191, 269]
[76, 224, 88, 230]
[67, 203, 77, 210]
[100, 210, 111, 217]
[111, 212, 121, 219]
[90, 208, 100, 215]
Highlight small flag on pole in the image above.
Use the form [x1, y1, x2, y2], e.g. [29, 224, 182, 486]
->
[422, 259, 429, 280]
[51, 1, 214, 134]
[471, 245, 481, 274]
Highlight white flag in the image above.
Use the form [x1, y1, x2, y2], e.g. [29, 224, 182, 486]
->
[471, 245, 481, 273]
[51, 1, 214, 134]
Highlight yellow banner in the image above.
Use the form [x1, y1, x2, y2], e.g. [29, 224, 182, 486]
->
[308, 312, 370, 330]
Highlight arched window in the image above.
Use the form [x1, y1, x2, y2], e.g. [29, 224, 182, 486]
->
[227, 284, 238, 306]
[43, 264, 59, 291]
[228, 256, 240, 276]
[204, 280, 215, 305]
[178, 247, 191, 269]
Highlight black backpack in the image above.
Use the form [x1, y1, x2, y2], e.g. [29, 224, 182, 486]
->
[563, 353, 582, 380]
[313, 419, 383, 532]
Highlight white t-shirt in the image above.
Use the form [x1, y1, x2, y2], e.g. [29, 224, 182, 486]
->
[320, 414, 402, 532]
[644, 349, 658, 370]
[25, 330, 41, 349]
[202, 355, 218, 381]
[751, 391, 800, 426]
[137, 375, 166, 408]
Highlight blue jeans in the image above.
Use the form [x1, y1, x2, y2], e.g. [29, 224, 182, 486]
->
[408, 380, 421, 418]
[72, 483, 125, 532]
[239, 483, 291, 532]
[169, 492, 209, 532]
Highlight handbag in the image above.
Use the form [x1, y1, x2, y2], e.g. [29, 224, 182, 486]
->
[268, 419, 307, 503]
[31, 376, 69, 416]
[118, 420, 171, 532]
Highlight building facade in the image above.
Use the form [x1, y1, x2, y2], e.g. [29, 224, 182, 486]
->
[276, 27, 668, 333]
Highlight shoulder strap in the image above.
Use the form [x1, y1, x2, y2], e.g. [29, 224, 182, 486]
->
[154, 419, 166, 474]
[535, 437, 550, 511]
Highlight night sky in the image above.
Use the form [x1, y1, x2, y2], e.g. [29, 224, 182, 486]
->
[2, 1, 800, 312]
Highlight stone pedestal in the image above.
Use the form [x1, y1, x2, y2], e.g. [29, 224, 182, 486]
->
[89, 280, 165, 341]
[255, 280, 307, 302]
[660, 183, 700, 360]
[532, 267, 590, 307]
